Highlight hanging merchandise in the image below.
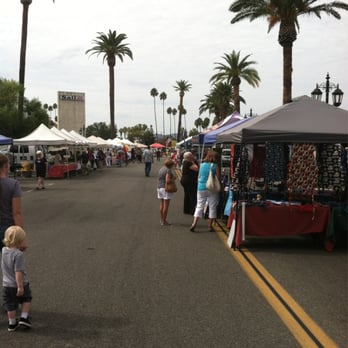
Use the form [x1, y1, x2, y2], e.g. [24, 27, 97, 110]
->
[287, 144, 318, 198]
[249, 144, 266, 179]
[317, 144, 347, 192]
[264, 143, 288, 185]
[231, 145, 249, 194]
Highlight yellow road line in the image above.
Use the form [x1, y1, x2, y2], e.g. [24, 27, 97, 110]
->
[215, 224, 338, 348]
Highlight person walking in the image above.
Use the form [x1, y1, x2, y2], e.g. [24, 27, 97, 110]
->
[0, 154, 24, 248]
[143, 146, 153, 177]
[190, 150, 221, 232]
[1, 226, 32, 331]
[157, 159, 176, 226]
[34, 150, 47, 190]
[180, 152, 199, 215]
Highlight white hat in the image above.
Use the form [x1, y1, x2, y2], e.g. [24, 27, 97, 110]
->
[36, 150, 42, 155]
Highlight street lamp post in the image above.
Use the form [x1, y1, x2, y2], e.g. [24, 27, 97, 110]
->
[311, 73, 344, 107]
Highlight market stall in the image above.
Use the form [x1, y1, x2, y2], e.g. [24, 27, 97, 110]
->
[217, 96, 348, 249]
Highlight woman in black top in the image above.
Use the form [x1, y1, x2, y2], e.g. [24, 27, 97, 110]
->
[180, 152, 199, 215]
[34, 150, 47, 190]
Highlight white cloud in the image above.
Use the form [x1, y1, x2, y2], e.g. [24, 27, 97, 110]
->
[1, 0, 347, 133]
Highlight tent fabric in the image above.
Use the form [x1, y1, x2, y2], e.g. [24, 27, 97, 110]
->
[0, 134, 13, 145]
[69, 130, 97, 146]
[14, 123, 70, 145]
[192, 112, 244, 145]
[50, 127, 80, 145]
[217, 96, 348, 144]
[203, 116, 248, 145]
[176, 136, 192, 148]
[87, 135, 110, 147]
[150, 143, 165, 148]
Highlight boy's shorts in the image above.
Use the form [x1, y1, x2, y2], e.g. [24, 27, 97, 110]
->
[3, 283, 32, 311]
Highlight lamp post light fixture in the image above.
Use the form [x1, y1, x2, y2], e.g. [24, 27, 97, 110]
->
[311, 72, 344, 107]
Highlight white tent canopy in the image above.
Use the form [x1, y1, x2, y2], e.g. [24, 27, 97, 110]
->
[58, 128, 85, 145]
[70, 130, 97, 146]
[87, 135, 110, 147]
[14, 123, 72, 146]
[50, 127, 82, 145]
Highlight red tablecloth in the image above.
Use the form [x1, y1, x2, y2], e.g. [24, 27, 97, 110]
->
[48, 163, 77, 178]
[232, 204, 331, 248]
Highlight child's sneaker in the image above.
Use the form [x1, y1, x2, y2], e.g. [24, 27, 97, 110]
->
[8, 320, 19, 332]
[19, 317, 32, 329]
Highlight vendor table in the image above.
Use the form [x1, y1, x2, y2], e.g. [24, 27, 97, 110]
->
[231, 203, 331, 248]
[48, 163, 77, 179]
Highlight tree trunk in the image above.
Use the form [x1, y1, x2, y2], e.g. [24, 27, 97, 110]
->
[153, 99, 158, 141]
[283, 44, 293, 104]
[176, 94, 183, 142]
[18, 0, 31, 120]
[109, 64, 115, 138]
[278, 21, 296, 105]
[233, 84, 240, 113]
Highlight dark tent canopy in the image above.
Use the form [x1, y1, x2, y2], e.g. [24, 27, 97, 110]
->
[217, 96, 348, 144]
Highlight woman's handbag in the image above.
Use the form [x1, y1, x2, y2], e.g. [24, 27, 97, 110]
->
[206, 163, 221, 192]
[165, 178, 177, 193]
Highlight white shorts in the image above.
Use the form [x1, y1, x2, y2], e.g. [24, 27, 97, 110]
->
[193, 190, 219, 219]
[157, 188, 174, 200]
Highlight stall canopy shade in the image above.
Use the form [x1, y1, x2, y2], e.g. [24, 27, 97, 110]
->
[150, 143, 165, 148]
[14, 123, 70, 145]
[217, 96, 348, 144]
[203, 114, 248, 145]
[192, 112, 243, 145]
[0, 134, 13, 145]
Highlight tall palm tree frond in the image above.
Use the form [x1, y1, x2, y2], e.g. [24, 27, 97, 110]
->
[229, 0, 348, 104]
[86, 30, 133, 138]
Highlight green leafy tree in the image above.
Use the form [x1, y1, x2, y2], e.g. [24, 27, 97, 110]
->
[150, 88, 159, 140]
[173, 80, 191, 142]
[229, 0, 348, 104]
[127, 124, 155, 145]
[202, 117, 210, 130]
[194, 117, 203, 132]
[86, 30, 133, 138]
[188, 128, 199, 136]
[86, 122, 112, 139]
[199, 82, 247, 124]
[210, 50, 260, 113]
[0, 78, 48, 137]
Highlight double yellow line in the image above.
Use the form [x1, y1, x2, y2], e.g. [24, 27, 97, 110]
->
[215, 224, 338, 348]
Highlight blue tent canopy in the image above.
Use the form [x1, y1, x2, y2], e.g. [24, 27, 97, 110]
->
[203, 117, 249, 145]
[0, 134, 13, 145]
[192, 112, 246, 146]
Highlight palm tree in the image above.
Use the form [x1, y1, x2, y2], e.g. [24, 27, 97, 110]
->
[181, 107, 187, 140]
[159, 92, 167, 138]
[172, 108, 177, 138]
[210, 51, 260, 113]
[229, 0, 348, 105]
[86, 30, 133, 138]
[150, 88, 159, 141]
[173, 80, 192, 141]
[194, 117, 203, 132]
[18, 0, 55, 120]
[53, 102, 57, 122]
[166, 107, 172, 137]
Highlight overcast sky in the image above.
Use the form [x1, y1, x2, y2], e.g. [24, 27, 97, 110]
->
[1, 0, 348, 135]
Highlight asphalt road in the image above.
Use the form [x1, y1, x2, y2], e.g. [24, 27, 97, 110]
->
[0, 159, 347, 348]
